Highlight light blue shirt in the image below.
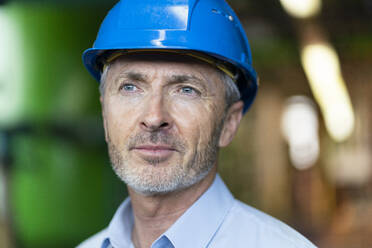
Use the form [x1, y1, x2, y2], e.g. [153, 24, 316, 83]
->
[77, 174, 317, 248]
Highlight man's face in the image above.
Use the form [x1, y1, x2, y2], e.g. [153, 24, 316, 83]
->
[101, 54, 230, 195]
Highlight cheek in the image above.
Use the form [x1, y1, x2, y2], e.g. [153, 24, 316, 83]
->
[168, 98, 219, 148]
[104, 98, 140, 146]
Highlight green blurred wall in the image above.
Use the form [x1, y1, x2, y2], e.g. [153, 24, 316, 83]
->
[2, 3, 126, 247]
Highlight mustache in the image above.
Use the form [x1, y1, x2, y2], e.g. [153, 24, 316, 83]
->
[127, 131, 186, 153]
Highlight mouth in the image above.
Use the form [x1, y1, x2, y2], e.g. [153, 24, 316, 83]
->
[130, 144, 178, 161]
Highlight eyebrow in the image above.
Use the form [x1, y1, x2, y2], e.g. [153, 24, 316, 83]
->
[168, 74, 204, 85]
[118, 71, 148, 82]
[116, 71, 206, 89]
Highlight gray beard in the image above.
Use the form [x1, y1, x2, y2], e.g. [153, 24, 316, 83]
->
[106, 118, 224, 196]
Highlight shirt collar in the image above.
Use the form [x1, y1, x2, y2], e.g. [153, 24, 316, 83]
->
[159, 174, 234, 248]
[106, 197, 134, 248]
[103, 174, 234, 248]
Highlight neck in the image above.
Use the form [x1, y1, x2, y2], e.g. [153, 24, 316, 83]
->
[129, 167, 217, 248]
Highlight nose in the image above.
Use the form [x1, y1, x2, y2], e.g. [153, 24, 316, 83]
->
[140, 93, 172, 132]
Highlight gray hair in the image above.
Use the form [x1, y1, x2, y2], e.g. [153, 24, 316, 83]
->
[220, 72, 241, 109]
[99, 65, 241, 109]
[99, 64, 110, 95]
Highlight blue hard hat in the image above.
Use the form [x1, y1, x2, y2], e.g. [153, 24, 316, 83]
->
[83, 0, 258, 112]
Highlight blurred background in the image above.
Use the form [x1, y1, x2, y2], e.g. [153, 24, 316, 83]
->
[0, 0, 371, 247]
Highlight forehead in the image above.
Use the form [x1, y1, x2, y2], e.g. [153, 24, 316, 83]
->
[106, 53, 222, 79]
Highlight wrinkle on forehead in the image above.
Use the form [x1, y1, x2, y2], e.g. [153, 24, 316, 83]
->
[108, 55, 223, 87]
[108, 52, 222, 79]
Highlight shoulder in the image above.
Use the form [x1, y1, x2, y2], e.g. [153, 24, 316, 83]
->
[76, 228, 108, 248]
[212, 199, 317, 248]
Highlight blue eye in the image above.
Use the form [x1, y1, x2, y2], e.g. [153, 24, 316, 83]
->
[120, 84, 138, 92]
[180, 86, 198, 95]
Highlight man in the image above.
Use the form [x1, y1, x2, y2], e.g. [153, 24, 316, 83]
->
[78, 0, 317, 247]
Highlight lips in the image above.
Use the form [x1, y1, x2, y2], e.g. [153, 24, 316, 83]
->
[134, 145, 176, 151]
[131, 144, 177, 161]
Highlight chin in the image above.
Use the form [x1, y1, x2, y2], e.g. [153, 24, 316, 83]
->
[115, 163, 212, 196]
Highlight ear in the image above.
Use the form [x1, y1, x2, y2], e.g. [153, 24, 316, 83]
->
[218, 101, 244, 147]
[100, 96, 109, 142]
